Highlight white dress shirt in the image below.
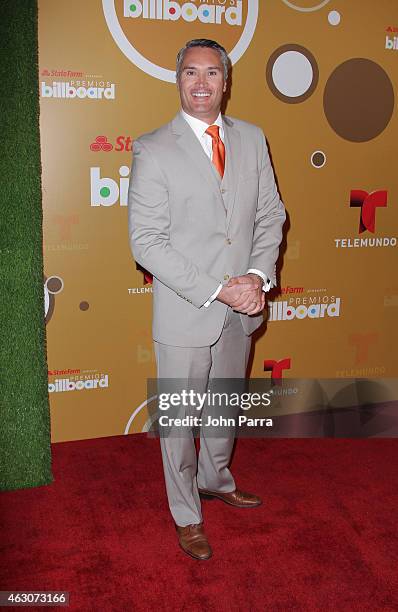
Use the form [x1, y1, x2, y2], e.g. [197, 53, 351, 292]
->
[181, 110, 272, 307]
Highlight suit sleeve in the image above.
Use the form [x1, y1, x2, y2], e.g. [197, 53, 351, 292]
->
[248, 130, 286, 285]
[128, 139, 221, 308]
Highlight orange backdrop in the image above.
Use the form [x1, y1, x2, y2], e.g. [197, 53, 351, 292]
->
[39, 0, 398, 442]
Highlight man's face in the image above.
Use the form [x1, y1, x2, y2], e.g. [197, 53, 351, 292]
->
[177, 46, 227, 123]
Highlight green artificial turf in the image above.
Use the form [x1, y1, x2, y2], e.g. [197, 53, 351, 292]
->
[0, 0, 53, 490]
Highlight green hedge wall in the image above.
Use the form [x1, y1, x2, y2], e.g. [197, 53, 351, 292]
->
[0, 0, 53, 490]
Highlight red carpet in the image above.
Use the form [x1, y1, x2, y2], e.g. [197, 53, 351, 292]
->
[1, 436, 398, 611]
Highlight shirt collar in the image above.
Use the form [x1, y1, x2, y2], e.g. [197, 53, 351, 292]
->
[181, 110, 224, 140]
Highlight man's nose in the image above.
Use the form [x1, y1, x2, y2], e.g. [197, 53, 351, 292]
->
[196, 72, 208, 87]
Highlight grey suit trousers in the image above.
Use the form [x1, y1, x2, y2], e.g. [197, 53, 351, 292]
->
[154, 308, 251, 526]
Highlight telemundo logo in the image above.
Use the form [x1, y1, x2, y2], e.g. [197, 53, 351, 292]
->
[124, 0, 242, 25]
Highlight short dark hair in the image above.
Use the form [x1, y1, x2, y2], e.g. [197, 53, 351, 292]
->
[176, 39, 230, 81]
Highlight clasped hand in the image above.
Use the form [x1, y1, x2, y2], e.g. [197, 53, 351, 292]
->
[216, 274, 265, 315]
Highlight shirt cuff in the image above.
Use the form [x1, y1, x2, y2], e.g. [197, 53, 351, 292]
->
[247, 269, 273, 293]
[203, 283, 223, 308]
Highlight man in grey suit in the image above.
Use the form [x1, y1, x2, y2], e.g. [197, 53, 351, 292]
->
[128, 39, 285, 560]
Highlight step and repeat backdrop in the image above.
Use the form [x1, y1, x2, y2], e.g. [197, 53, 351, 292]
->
[39, 0, 398, 442]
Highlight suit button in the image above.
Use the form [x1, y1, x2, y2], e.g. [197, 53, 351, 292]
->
[226, 238, 232, 245]
[224, 274, 230, 280]
[221, 188, 226, 194]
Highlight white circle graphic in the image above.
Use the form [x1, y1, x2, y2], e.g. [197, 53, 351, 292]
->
[281, 0, 331, 12]
[46, 275, 64, 294]
[124, 395, 158, 434]
[103, 0, 259, 83]
[328, 10, 341, 25]
[44, 285, 50, 318]
[311, 150, 327, 168]
[272, 51, 314, 98]
[44, 276, 64, 319]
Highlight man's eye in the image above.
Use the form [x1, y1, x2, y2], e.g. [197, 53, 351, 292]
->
[208, 71, 217, 76]
[186, 71, 195, 76]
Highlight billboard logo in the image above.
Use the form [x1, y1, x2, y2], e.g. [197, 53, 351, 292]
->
[385, 27, 398, 50]
[90, 166, 129, 206]
[385, 35, 398, 50]
[103, 0, 259, 82]
[350, 189, 387, 233]
[48, 375, 109, 393]
[41, 81, 116, 100]
[269, 299, 341, 321]
[286, 239, 300, 260]
[124, 0, 242, 24]
[384, 287, 398, 307]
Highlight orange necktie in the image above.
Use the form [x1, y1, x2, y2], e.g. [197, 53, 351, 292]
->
[205, 125, 225, 178]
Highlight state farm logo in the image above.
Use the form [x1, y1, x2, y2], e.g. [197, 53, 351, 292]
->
[40, 67, 117, 100]
[102, 0, 258, 82]
[334, 189, 396, 249]
[41, 68, 84, 78]
[90, 135, 133, 152]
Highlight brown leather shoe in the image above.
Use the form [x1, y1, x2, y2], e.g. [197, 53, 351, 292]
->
[175, 523, 212, 560]
[199, 488, 262, 508]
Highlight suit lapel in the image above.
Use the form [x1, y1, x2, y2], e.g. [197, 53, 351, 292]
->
[222, 116, 242, 229]
[171, 113, 224, 209]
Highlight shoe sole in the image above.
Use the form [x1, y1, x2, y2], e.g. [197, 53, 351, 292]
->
[179, 543, 212, 561]
[199, 491, 262, 508]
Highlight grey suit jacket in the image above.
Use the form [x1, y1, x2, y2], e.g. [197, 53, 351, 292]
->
[128, 112, 286, 347]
